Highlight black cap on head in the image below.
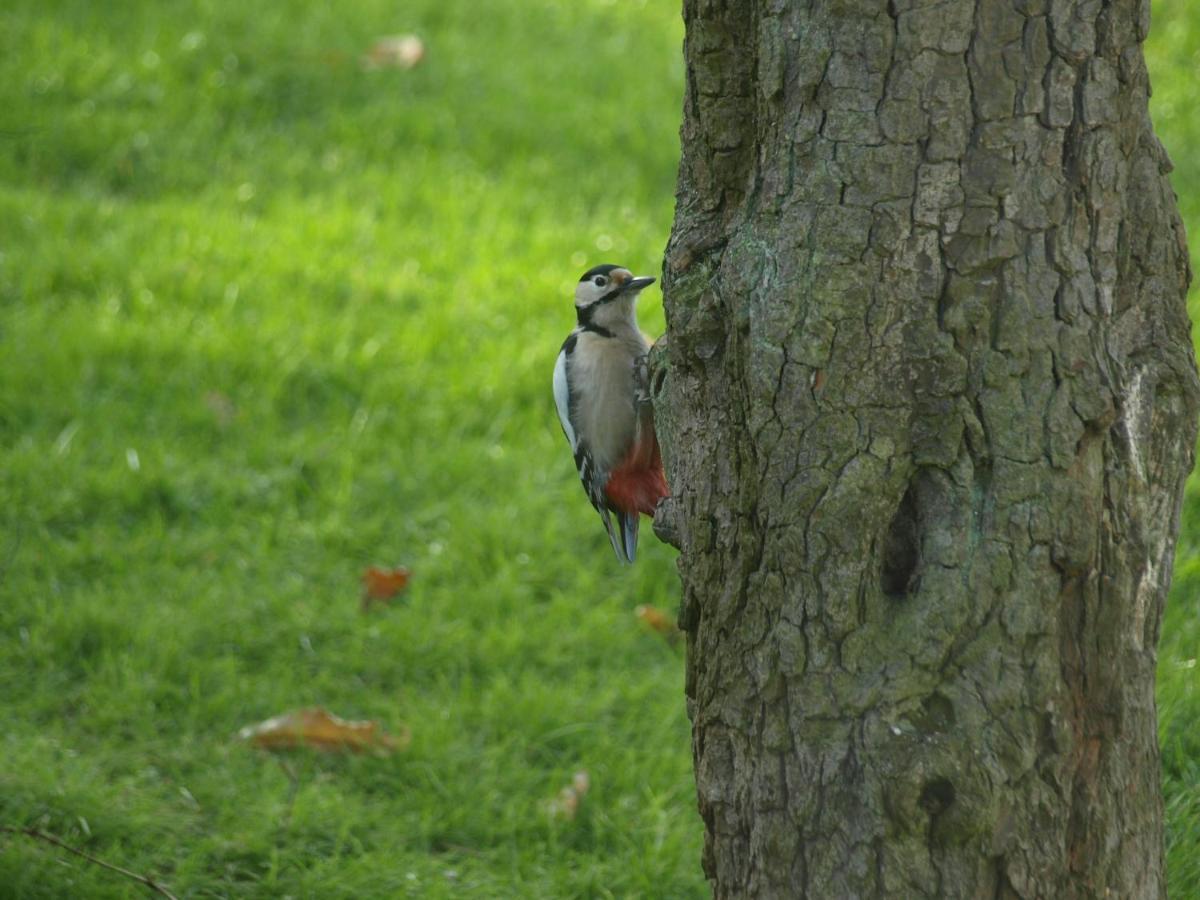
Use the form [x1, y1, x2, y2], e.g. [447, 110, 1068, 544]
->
[579, 263, 622, 282]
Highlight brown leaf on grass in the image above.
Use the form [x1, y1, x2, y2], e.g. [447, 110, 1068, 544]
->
[361, 34, 426, 70]
[239, 707, 410, 754]
[361, 565, 410, 609]
[634, 604, 678, 639]
[203, 390, 237, 427]
[545, 770, 590, 821]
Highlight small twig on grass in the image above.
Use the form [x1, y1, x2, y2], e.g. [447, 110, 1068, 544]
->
[277, 756, 301, 826]
[0, 825, 179, 900]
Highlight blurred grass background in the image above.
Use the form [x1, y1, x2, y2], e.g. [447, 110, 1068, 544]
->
[0, 0, 695, 896]
[0, 0, 1197, 896]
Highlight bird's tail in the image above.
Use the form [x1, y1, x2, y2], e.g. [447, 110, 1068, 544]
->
[599, 507, 632, 564]
[616, 510, 639, 564]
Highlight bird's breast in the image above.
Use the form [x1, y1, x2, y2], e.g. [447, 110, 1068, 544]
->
[570, 330, 648, 472]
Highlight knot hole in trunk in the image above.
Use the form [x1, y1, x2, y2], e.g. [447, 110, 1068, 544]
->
[882, 479, 921, 599]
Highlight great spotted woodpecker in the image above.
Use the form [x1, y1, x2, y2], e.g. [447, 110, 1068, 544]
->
[553, 264, 669, 562]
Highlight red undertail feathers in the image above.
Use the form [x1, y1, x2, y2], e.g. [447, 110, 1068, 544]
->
[604, 432, 669, 517]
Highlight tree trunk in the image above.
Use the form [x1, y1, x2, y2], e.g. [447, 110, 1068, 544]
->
[653, 0, 1199, 896]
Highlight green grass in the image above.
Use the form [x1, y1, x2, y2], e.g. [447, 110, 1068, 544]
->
[0, 0, 699, 896]
[1, 0, 1198, 896]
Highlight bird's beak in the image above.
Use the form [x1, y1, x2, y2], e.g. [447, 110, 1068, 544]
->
[623, 276, 656, 292]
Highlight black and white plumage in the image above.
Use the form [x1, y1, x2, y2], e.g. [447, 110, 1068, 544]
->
[553, 264, 668, 563]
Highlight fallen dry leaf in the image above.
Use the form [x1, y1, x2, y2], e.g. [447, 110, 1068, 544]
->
[362, 34, 425, 70]
[203, 390, 236, 427]
[545, 770, 591, 821]
[239, 707, 410, 754]
[635, 604, 677, 637]
[362, 565, 410, 609]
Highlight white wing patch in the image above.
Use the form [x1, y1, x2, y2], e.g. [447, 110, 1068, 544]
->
[552, 347, 576, 450]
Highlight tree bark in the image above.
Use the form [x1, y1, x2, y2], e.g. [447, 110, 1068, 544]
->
[653, 0, 1199, 896]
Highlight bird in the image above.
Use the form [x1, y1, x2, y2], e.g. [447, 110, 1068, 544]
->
[553, 263, 669, 562]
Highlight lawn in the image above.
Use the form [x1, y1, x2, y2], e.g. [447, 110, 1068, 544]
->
[0, 0, 697, 896]
[0, 0, 1197, 897]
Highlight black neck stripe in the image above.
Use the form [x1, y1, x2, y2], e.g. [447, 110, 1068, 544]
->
[576, 294, 624, 336]
[575, 302, 616, 337]
[576, 287, 626, 325]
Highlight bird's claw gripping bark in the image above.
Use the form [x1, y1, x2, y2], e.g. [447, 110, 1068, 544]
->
[634, 353, 652, 408]
[652, 496, 681, 550]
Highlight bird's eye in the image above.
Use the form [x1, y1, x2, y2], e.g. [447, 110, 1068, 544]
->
[593, 275, 608, 288]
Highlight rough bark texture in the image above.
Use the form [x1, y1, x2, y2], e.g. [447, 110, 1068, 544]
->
[653, 0, 1199, 896]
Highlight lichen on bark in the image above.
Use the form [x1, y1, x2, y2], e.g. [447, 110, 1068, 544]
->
[655, 0, 1199, 896]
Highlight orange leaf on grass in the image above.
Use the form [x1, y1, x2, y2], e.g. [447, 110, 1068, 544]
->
[635, 604, 677, 636]
[545, 770, 591, 821]
[239, 707, 410, 754]
[362, 34, 426, 70]
[361, 565, 410, 607]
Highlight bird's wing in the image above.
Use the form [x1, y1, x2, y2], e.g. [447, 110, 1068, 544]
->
[555, 339, 629, 563]
[553, 342, 576, 451]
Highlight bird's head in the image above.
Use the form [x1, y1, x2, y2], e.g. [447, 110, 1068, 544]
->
[574, 264, 656, 328]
